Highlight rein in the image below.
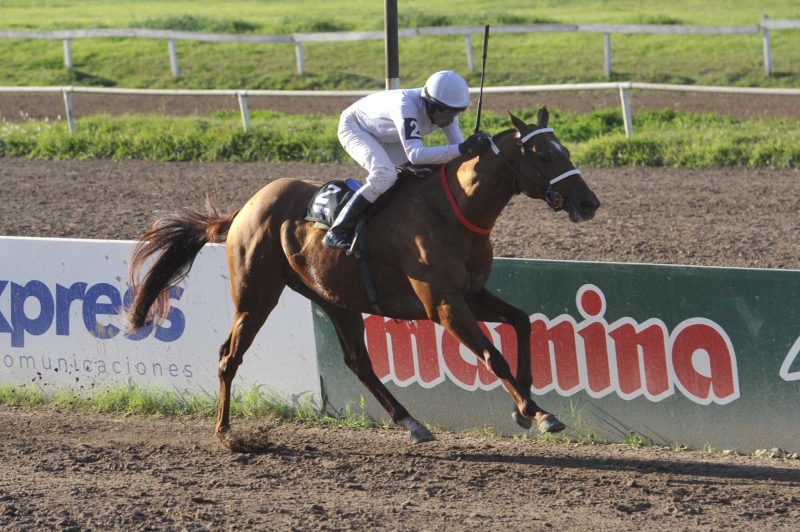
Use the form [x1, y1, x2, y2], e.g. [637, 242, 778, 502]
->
[440, 166, 493, 235]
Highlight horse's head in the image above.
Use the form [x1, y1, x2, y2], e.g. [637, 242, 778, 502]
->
[492, 107, 600, 222]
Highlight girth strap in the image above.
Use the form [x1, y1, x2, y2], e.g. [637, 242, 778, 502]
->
[351, 219, 384, 316]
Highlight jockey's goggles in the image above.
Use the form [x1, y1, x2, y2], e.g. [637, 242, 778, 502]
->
[433, 104, 466, 118]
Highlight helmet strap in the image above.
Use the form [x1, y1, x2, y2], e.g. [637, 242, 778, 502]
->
[423, 98, 436, 120]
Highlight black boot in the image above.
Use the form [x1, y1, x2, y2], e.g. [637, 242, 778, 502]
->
[322, 191, 372, 250]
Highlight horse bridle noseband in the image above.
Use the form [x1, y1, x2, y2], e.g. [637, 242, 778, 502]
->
[488, 128, 582, 212]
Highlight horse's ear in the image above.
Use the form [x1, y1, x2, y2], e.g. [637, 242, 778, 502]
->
[538, 105, 549, 128]
[507, 111, 528, 134]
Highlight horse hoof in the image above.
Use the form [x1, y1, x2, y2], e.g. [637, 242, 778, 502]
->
[512, 410, 533, 429]
[537, 416, 566, 434]
[410, 426, 436, 444]
[215, 424, 230, 440]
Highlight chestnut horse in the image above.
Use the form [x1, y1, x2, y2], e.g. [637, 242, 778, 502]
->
[127, 108, 600, 444]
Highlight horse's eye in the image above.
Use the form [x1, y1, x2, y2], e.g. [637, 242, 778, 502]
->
[538, 151, 553, 162]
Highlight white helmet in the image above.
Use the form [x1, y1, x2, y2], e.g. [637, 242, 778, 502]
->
[422, 70, 470, 111]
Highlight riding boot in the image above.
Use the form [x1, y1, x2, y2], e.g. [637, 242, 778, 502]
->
[322, 190, 372, 250]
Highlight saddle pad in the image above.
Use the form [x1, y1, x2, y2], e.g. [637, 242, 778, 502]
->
[305, 179, 363, 228]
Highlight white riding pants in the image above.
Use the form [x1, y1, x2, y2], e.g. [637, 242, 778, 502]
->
[338, 110, 408, 203]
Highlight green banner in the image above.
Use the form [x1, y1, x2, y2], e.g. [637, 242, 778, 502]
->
[314, 259, 800, 453]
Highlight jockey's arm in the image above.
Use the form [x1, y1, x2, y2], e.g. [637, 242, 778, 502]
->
[398, 116, 463, 165]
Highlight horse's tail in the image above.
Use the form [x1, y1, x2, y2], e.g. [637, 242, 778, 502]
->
[126, 196, 241, 332]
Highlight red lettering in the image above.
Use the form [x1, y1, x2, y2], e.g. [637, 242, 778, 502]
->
[364, 318, 440, 384]
[364, 315, 391, 380]
[672, 322, 737, 402]
[410, 320, 440, 384]
[531, 320, 579, 392]
[609, 322, 669, 398]
[577, 322, 612, 395]
[580, 288, 603, 317]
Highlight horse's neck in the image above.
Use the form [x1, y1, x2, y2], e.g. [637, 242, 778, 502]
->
[449, 157, 515, 230]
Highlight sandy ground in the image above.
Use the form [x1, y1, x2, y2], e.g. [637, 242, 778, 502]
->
[1, 408, 798, 531]
[1, 158, 798, 269]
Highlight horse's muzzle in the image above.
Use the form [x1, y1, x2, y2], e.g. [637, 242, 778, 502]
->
[568, 195, 601, 222]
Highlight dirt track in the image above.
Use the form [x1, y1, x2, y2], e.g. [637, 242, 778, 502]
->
[2, 158, 799, 269]
[1, 156, 800, 531]
[2, 88, 800, 530]
[1, 408, 799, 531]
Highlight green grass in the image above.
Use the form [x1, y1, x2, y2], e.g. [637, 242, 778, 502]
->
[1, 1, 800, 89]
[3, 107, 799, 167]
[0, 381, 377, 428]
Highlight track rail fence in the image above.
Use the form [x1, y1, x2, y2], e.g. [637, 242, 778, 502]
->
[0, 15, 798, 78]
[3, 82, 800, 137]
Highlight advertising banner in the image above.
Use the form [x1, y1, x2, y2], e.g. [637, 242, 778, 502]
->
[315, 258, 800, 453]
[0, 237, 320, 404]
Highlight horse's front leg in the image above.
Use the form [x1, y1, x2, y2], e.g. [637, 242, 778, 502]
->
[466, 288, 565, 434]
[286, 277, 435, 444]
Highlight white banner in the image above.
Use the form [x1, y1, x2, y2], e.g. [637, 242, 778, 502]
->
[0, 236, 320, 404]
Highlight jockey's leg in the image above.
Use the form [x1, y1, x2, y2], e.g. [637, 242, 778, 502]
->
[322, 187, 372, 249]
[324, 113, 399, 250]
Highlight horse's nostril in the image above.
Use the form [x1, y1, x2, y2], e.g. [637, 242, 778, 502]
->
[579, 199, 599, 212]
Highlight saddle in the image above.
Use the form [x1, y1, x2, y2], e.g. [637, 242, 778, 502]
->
[304, 164, 440, 316]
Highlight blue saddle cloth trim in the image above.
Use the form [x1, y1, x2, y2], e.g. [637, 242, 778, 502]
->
[345, 178, 363, 192]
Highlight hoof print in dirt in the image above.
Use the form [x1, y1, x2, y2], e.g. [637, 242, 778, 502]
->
[220, 425, 273, 454]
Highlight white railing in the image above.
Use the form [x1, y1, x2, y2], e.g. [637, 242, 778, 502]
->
[4, 82, 800, 138]
[1, 16, 796, 78]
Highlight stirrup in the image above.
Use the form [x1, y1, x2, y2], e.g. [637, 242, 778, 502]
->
[322, 228, 354, 250]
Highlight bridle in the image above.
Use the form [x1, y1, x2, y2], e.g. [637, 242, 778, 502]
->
[488, 127, 582, 212]
[440, 125, 582, 235]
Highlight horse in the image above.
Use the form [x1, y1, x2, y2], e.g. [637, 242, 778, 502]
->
[126, 107, 600, 444]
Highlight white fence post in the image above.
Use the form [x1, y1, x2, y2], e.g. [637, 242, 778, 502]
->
[168, 39, 180, 77]
[464, 34, 475, 72]
[62, 87, 76, 134]
[236, 90, 250, 131]
[619, 83, 633, 138]
[62, 39, 73, 70]
[603, 33, 612, 78]
[762, 15, 772, 76]
[295, 42, 305, 76]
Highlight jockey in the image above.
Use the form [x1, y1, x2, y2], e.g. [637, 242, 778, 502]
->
[322, 70, 491, 250]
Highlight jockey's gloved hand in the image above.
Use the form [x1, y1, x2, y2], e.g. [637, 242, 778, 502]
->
[458, 131, 491, 159]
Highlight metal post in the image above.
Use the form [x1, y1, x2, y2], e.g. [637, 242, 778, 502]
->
[619, 84, 633, 138]
[168, 39, 180, 77]
[762, 14, 772, 76]
[603, 33, 612, 78]
[236, 91, 250, 131]
[294, 42, 305, 76]
[62, 87, 76, 134]
[464, 34, 475, 72]
[384, 0, 400, 89]
[63, 39, 73, 70]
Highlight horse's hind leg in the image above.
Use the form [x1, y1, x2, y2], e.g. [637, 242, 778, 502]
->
[287, 278, 435, 443]
[215, 254, 288, 439]
[215, 307, 273, 439]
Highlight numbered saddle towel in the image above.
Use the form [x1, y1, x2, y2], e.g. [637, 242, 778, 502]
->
[305, 178, 364, 229]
